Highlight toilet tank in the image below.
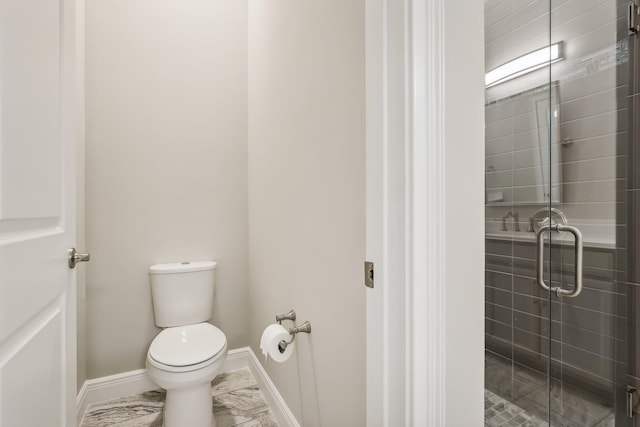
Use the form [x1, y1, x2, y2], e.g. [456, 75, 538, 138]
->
[149, 261, 217, 327]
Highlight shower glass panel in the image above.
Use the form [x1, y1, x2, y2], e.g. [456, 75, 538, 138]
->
[484, 1, 635, 425]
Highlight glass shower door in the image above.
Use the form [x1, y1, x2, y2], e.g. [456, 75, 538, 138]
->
[484, 1, 555, 424]
[484, 0, 633, 425]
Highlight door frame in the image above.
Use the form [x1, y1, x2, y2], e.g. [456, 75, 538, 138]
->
[365, 0, 485, 425]
[66, 0, 82, 424]
[70, 0, 85, 425]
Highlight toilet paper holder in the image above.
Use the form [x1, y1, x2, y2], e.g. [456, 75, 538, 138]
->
[275, 310, 297, 324]
[277, 321, 312, 353]
[274, 310, 311, 353]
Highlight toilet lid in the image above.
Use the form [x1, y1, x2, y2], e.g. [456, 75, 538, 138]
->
[149, 323, 226, 367]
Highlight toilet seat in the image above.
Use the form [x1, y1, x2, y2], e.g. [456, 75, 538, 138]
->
[148, 323, 226, 373]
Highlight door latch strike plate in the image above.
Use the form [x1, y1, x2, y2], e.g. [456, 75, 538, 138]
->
[364, 261, 374, 288]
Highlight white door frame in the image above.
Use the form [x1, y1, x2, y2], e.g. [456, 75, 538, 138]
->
[365, 1, 485, 425]
[62, 0, 81, 424]
[71, 0, 85, 424]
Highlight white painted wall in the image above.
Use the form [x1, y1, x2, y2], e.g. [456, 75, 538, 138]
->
[443, 1, 485, 424]
[247, 1, 366, 425]
[84, 0, 249, 379]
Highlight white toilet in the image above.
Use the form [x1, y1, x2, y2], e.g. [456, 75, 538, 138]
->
[146, 261, 227, 427]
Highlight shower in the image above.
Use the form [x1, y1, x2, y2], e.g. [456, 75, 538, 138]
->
[484, 0, 639, 425]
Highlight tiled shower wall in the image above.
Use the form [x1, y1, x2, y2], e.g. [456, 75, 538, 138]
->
[485, 0, 623, 236]
[484, 0, 631, 416]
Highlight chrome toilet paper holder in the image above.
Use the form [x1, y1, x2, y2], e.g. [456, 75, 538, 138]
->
[277, 321, 311, 353]
[274, 310, 311, 353]
[276, 310, 296, 324]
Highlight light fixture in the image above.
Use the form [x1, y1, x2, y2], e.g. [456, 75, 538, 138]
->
[485, 41, 564, 87]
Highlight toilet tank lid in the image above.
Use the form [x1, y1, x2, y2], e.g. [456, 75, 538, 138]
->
[149, 261, 217, 274]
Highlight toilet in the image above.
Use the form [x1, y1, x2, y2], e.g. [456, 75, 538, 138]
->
[146, 261, 227, 427]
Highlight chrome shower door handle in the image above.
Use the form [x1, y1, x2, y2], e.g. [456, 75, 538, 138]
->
[556, 224, 583, 298]
[535, 224, 583, 298]
[536, 225, 552, 292]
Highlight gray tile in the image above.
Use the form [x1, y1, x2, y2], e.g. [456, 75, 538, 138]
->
[486, 302, 513, 326]
[511, 392, 549, 422]
[485, 389, 539, 427]
[110, 412, 163, 427]
[512, 413, 527, 423]
[212, 368, 258, 397]
[487, 318, 513, 342]
[80, 370, 279, 427]
[627, 190, 640, 285]
[512, 363, 547, 390]
[493, 401, 506, 413]
[81, 390, 165, 426]
[486, 270, 513, 291]
[234, 410, 279, 427]
[485, 408, 498, 419]
[556, 382, 614, 423]
[521, 417, 548, 427]
[493, 412, 509, 423]
[504, 404, 524, 418]
[234, 419, 264, 427]
[593, 412, 615, 427]
[213, 386, 272, 427]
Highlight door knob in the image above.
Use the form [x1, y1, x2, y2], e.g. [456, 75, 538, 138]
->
[68, 248, 90, 269]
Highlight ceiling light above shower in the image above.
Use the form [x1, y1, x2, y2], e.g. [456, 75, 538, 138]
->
[485, 42, 564, 88]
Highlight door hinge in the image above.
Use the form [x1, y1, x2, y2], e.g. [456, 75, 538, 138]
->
[629, 1, 640, 35]
[364, 261, 374, 288]
[628, 387, 639, 418]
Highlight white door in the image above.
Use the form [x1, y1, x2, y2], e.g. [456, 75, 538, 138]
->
[0, 0, 78, 426]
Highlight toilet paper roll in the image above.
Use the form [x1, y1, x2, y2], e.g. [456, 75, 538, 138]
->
[260, 323, 294, 363]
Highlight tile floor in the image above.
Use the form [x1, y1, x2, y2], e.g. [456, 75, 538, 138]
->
[485, 351, 616, 427]
[80, 368, 279, 427]
[485, 389, 548, 427]
[81, 356, 618, 427]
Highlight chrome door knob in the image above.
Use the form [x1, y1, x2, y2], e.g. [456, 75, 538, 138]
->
[68, 248, 91, 269]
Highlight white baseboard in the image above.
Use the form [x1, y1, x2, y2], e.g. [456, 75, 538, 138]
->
[76, 368, 156, 426]
[243, 347, 301, 427]
[76, 381, 88, 427]
[76, 347, 299, 427]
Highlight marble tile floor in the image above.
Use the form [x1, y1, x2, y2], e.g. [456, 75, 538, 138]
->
[485, 351, 616, 427]
[80, 368, 279, 427]
[485, 389, 548, 427]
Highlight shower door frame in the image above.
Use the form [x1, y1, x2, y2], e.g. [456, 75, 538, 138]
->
[365, 0, 485, 425]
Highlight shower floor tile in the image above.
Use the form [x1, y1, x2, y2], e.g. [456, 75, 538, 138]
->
[485, 389, 548, 427]
[485, 352, 616, 427]
[80, 368, 279, 427]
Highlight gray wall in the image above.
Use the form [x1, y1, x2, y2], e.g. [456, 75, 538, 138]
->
[84, 0, 249, 379]
[247, 0, 366, 425]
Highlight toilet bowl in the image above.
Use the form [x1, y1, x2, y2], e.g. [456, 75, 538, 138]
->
[146, 261, 227, 427]
[146, 323, 227, 427]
